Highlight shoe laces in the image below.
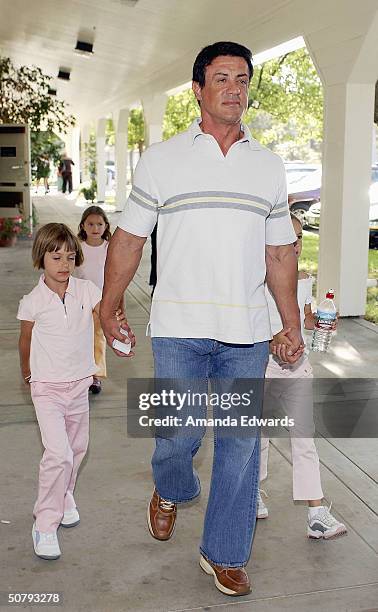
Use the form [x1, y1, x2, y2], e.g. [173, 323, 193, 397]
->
[314, 503, 339, 526]
[159, 498, 175, 512]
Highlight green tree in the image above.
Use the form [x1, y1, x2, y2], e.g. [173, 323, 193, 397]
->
[84, 132, 97, 182]
[30, 131, 64, 179]
[106, 118, 115, 146]
[128, 108, 145, 154]
[0, 56, 75, 132]
[163, 90, 199, 140]
[246, 48, 323, 155]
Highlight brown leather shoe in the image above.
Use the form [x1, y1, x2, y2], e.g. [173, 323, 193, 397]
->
[199, 555, 251, 596]
[147, 488, 177, 541]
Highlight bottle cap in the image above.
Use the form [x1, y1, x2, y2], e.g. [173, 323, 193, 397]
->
[326, 289, 334, 299]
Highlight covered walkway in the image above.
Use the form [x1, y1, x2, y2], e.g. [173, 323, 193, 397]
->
[0, 194, 377, 611]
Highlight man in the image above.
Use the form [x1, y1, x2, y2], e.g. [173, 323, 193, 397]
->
[59, 153, 75, 194]
[100, 41, 303, 596]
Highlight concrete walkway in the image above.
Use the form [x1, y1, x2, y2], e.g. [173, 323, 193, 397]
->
[0, 192, 377, 612]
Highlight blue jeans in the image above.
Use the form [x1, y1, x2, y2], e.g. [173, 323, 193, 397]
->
[151, 337, 269, 567]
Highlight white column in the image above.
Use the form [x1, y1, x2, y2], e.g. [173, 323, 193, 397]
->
[142, 93, 167, 145]
[317, 83, 374, 315]
[80, 124, 91, 183]
[305, 7, 378, 316]
[64, 126, 80, 190]
[115, 108, 129, 212]
[96, 118, 106, 204]
[372, 124, 378, 164]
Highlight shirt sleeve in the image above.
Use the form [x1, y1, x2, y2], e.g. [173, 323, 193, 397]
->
[87, 280, 102, 309]
[117, 153, 159, 238]
[266, 159, 297, 246]
[17, 295, 35, 322]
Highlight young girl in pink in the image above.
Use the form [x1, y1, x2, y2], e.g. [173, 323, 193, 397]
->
[75, 206, 111, 394]
[18, 223, 103, 560]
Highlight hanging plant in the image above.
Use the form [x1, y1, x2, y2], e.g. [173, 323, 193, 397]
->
[0, 56, 75, 132]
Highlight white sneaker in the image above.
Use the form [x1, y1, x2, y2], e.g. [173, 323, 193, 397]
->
[257, 489, 269, 519]
[307, 503, 347, 539]
[60, 508, 80, 528]
[32, 523, 61, 560]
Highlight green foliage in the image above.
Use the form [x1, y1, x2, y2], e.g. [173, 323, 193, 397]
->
[84, 132, 97, 181]
[300, 231, 378, 323]
[245, 49, 323, 156]
[81, 184, 96, 203]
[104, 111, 145, 152]
[366, 287, 378, 323]
[299, 231, 319, 279]
[367, 250, 378, 323]
[106, 118, 115, 146]
[368, 247, 378, 278]
[0, 56, 75, 132]
[128, 108, 145, 152]
[163, 90, 199, 140]
[30, 131, 64, 179]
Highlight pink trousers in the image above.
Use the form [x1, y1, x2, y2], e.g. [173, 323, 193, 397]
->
[30, 377, 92, 533]
[260, 357, 323, 501]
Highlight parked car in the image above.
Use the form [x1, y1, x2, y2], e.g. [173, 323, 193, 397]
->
[369, 181, 378, 249]
[369, 204, 378, 249]
[287, 168, 322, 224]
[305, 181, 378, 249]
[284, 162, 319, 188]
[304, 201, 321, 228]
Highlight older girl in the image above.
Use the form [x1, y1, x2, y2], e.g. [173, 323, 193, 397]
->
[76, 206, 112, 394]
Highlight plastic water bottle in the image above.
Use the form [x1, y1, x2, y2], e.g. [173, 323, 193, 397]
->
[311, 290, 337, 352]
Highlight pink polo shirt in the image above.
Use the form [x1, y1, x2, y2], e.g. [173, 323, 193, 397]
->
[17, 275, 102, 383]
[75, 241, 109, 290]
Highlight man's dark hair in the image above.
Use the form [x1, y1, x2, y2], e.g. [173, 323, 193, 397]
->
[192, 41, 253, 87]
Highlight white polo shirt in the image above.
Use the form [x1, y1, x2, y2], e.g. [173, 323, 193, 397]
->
[17, 275, 102, 382]
[118, 119, 296, 344]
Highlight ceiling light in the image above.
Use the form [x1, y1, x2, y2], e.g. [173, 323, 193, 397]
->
[58, 69, 70, 81]
[115, 0, 139, 5]
[75, 40, 94, 56]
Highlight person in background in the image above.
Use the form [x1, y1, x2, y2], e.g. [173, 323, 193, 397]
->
[76, 206, 112, 394]
[59, 153, 75, 194]
[259, 212, 347, 540]
[35, 154, 50, 194]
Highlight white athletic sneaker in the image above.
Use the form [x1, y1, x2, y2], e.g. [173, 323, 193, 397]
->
[307, 504, 347, 539]
[257, 489, 269, 519]
[32, 523, 61, 560]
[60, 508, 80, 528]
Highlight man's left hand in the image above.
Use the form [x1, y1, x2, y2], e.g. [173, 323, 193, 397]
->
[271, 327, 304, 364]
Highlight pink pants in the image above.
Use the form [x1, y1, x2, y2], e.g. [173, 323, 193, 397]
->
[30, 377, 92, 533]
[260, 356, 323, 501]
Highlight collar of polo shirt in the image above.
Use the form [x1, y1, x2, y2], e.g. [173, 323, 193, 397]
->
[39, 274, 77, 301]
[188, 118, 261, 151]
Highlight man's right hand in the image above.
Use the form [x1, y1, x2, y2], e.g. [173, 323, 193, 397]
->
[100, 306, 136, 358]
